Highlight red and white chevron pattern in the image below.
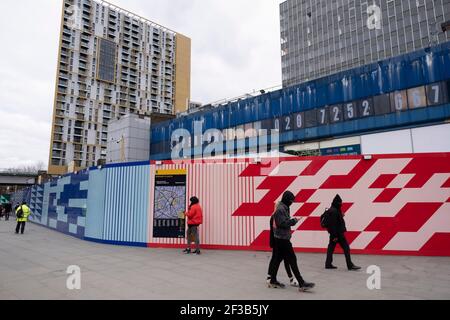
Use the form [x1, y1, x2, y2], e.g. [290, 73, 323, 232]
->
[148, 154, 450, 256]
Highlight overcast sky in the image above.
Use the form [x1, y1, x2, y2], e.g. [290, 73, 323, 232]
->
[0, 0, 283, 169]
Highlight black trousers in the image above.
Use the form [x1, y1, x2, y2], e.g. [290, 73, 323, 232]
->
[5, 211, 9, 220]
[267, 247, 293, 279]
[15, 221, 26, 234]
[326, 233, 354, 269]
[268, 238, 304, 285]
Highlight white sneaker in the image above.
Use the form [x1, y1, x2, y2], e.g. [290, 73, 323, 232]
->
[290, 278, 299, 287]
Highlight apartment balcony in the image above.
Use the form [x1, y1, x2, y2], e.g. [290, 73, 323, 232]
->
[54, 118, 64, 126]
[55, 109, 66, 117]
[52, 152, 63, 159]
[82, 26, 92, 35]
[78, 91, 88, 99]
[58, 79, 68, 87]
[57, 86, 67, 94]
[56, 95, 66, 104]
[52, 143, 64, 151]
[76, 114, 85, 121]
[81, 33, 90, 42]
[78, 83, 88, 91]
[80, 41, 90, 51]
[62, 34, 71, 42]
[74, 145, 83, 152]
[78, 69, 88, 77]
[54, 127, 64, 134]
[73, 153, 83, 161]
[75, 107, 85, 114]
[59, 70, 69, 80]
[60, 47, 69, 56]
[59, 63, 70, 73]
[73, 136, 83, 144]
[104, 89, 113, 98]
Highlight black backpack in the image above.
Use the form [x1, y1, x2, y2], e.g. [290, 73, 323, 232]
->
[16, 206, 24, 219]
[320, 208, 331, 229]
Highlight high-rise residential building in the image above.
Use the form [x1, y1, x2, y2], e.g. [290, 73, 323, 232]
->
[280, 0, 450, 87]
[48, 0, 191, 175]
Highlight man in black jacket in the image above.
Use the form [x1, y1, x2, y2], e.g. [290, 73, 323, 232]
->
[267, 191, 315, 292]
[266, 212, 299, 288]
[325, 194, 361, 271]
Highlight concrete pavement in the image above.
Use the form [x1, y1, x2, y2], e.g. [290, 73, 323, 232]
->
[0, 220, 449, 300]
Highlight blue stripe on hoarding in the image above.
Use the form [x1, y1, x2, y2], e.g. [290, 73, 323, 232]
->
[84, 237, 147, 248]
[89, 161, 149, 172]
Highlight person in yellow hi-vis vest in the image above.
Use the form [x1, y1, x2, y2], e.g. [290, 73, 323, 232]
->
[15, 201, 31, 235]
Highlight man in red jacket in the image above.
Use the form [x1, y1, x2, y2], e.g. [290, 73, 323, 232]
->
[183, 196, 203, 255]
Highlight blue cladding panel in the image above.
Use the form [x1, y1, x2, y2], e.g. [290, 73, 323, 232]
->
[13, 171, 90, 239]
[150, 42, 450, 159]
[103, 165, 149, 243]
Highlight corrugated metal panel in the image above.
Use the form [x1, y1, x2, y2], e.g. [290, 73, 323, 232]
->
[147, 154, 450, 256]
[103, 164, 150, 243]
[150, 42, 450, 159]
[85, 168, 106, 240]
[148, 162, 255, 247]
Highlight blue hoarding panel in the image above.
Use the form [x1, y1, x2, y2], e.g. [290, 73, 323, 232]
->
[103, 165, 149, 243]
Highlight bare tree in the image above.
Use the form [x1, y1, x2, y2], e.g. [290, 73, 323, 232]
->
[2, 161, 46, 174]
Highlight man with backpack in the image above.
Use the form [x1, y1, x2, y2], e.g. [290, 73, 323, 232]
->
[322, 195, 361, 271]
[267, 191, 315, 292]
[15, 201, 31, 235]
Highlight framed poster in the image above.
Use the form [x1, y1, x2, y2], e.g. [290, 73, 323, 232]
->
[153, 169, 187, 238]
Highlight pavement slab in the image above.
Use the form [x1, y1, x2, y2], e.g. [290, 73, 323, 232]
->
[1, 221, 450, 300]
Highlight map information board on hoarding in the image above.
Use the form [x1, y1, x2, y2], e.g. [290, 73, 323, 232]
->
[153, 169, 187, 238]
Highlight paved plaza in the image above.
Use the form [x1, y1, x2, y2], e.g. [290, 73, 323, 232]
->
[0, 221, 449, 300]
